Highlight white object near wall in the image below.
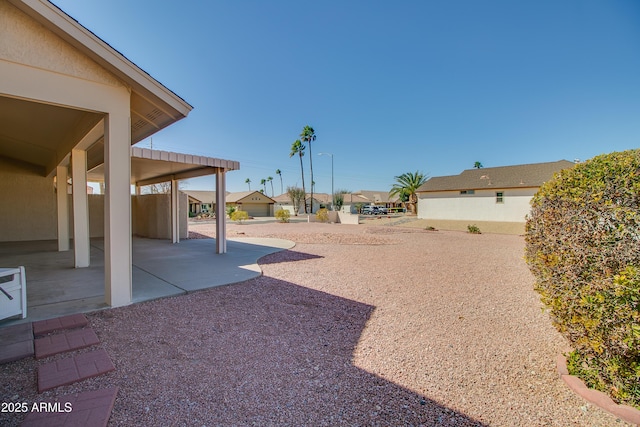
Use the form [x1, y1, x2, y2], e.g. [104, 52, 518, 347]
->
[0, 267, 27, 321]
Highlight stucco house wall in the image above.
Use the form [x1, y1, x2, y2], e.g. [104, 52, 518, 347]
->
[418, 188, 537, 223]
[0, 155, 57, 242]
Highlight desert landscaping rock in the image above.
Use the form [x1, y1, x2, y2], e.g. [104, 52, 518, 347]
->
[1, 222, 634, 426]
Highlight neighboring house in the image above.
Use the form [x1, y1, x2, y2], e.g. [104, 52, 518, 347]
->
[342, 190, 403, 213]
[273, 192, 332, 215]
[183, 190, 228, 215]
[226, 191, 275, 217]
[0, 0, 239, 308]
[416, 160, 575, 234]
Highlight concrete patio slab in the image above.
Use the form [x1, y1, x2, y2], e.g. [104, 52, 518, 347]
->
[35, 328, 100, 359]
[0, 236, 294, 325]
[38, 349, 115, 392]
[22, 387, 118, 427]
[0, 322, 34, 364]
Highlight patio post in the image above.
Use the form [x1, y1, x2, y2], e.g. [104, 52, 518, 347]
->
[104, 109, 132, 307]
[171, 177, 180, 243]
[215, 168, 226, 254]
[71, 149, 90, 267]
[56, 165, 70, 251]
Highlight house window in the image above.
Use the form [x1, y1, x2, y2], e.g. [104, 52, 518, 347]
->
[460, 190, 475, 195]
[496, 192, 504, 203]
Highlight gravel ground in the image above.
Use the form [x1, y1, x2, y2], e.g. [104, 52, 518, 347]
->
[1, 221, 633, 426]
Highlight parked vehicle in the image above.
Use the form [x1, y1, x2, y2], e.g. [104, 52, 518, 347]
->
[362, 206, 382, 215]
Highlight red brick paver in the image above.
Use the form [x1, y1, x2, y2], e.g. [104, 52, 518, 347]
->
[37, 349, 115, 392]
[34, 328, 100, 359]
[21, 387, 119, 427]
[32, 314, 88, 336]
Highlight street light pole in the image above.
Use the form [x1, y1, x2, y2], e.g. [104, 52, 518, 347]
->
[318, 152, 334, 210]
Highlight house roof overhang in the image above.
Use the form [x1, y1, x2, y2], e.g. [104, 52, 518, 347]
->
[2, 0, 194, 175]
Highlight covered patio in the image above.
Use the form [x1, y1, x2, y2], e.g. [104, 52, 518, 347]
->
[0, 236, 294, 324]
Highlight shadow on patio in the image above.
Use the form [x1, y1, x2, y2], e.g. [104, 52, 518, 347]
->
[0, 236, 294, 325]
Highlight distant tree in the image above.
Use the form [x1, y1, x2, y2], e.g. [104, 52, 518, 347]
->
[275, 169, 283, 195]
[389, 171, 428, 215]
[333, 189, 349, 211]
[289, 139, 307, 213]
[286, 186, 306, 216]
[474, 161, 483, 169]
[267, 176, 274, 196]
[245, 178, 251, 190]
[300, 125, 316, 212]
[260, 178, 267, 194]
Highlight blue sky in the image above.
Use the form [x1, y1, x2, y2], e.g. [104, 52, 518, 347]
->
[53, 0, 640, 195]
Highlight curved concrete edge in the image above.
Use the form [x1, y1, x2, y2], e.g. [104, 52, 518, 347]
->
[557, 355, 640, 425]
[227, 237, 296, 250]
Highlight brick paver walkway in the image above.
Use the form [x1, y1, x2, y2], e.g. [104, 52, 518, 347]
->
[34, 328, 100, 359]
[21, 387, 119, 427]
[38, 349, 115, 392]
[32, 314, 88, 336]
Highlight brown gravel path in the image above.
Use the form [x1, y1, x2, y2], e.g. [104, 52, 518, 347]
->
[1, 222, 633, 426]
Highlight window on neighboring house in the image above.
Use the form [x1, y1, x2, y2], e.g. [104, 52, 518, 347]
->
[496, 192, 504, 203]
[460, 190, 475, 195]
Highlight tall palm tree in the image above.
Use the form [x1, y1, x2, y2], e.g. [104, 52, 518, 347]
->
[300, 125, 316, 212]
[260, 178, 267, 194]
[267, 176, 274, 196]
[275, 169, 283, 195]
[289, 139, 307, 213]
[245, 178, 251, 190]
[389, 171, 428, 215]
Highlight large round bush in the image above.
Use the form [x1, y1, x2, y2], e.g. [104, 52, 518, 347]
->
[525, 149, 640, 408]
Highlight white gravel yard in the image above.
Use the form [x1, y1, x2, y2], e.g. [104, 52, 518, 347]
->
[1, 221, 633, 426]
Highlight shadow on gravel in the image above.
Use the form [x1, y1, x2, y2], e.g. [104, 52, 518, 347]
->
[258, 249, 324, 265]
[71, 276, 487, 426]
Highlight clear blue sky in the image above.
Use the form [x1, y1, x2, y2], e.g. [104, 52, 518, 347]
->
[53, 0, 640, 195]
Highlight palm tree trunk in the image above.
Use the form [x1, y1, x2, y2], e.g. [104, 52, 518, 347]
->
[299, 153, 307, 213]
[309, 144, 314, 213]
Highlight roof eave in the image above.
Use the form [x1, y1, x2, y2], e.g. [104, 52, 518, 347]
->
[10, 0, 193, 119]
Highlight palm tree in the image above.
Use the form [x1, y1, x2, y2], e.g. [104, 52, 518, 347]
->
[300, 125, 316, 212]
[245, 178, 251, 190]
[260, 178, 267, 194]
[389, 171, 428, 215]
[275, 169, 283, 195]
[474, 161, 483, 169]
[267, 176, 274, 196]
[289, 139, 307, 213]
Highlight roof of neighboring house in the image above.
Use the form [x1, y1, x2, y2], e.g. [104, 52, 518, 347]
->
[417, 160, 575, 192]
[226, 191, 275, 203]
[352, 190, 400, 204]
[272, 193, 333, 204]
[182, 190, 223, 203]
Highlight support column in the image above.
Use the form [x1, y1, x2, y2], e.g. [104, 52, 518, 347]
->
[104, 112, 132, 307]
[56, 165, 70, 251]
[71, 149, 90, 267]
[215, 169, 226, 254]
[171, 178, 179, 244]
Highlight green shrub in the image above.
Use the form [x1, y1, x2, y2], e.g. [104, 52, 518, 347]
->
[230, 210, 249, 223]
[226, 206, 236, 218]
[467, 224, 481, 234]
[525, 149, 640, 408]
[275, 208, 290, 223]
[316, 208, 329, 223]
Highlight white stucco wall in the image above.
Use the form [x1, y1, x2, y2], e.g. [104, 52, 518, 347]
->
[417, 188, 537, 223]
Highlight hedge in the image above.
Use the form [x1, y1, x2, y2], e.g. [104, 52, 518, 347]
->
[524, 149, 640, 408]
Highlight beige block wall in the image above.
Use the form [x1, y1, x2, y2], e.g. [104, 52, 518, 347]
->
[0, 156, 57, 241]
[132, 193, 188, 239]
